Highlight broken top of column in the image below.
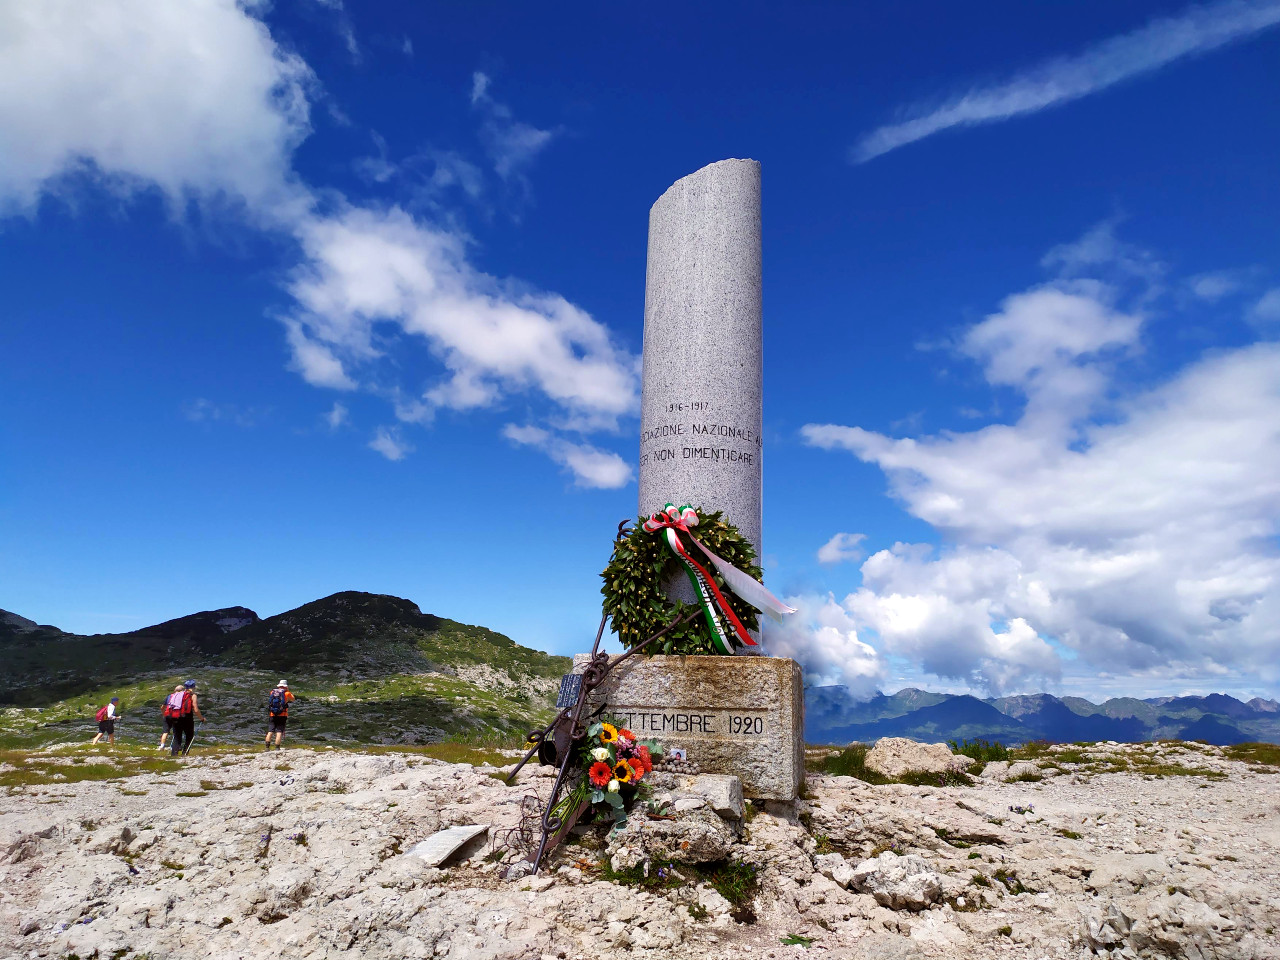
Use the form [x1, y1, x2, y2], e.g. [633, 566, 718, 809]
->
[638, 158, 763, 553]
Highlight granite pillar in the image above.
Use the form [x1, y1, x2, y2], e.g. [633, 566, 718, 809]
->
[638, 159, 763, 554]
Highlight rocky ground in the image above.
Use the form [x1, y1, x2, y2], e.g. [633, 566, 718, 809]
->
[1, 741, 1278, 959]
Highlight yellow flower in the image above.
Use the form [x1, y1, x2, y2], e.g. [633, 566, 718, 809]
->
[613, 760, 633, 784]
[599, 723, 618, 744]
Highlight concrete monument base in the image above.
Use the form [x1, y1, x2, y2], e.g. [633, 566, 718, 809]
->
[575, 654, 804, 800]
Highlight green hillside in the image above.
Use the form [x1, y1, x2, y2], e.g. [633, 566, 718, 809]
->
[0, 592, 570, 749]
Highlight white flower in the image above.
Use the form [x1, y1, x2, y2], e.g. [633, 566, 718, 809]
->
[592, 747, 609, 762]
[607, 779, 620, 793]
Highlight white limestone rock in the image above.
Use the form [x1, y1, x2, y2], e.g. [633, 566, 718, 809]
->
[673, 773, 744, 820]
[864, 737, 972, 779]
[850, 852, 943, 911]
[813, 852, 856, 889]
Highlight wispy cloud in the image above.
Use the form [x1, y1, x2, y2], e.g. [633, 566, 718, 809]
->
[470, 71, 557, 182]
[1249, 288, 1280, 326]
[368, 425, 411, 461]
[183, 398, 266, 427]
[502, 424, 632, 489]
[324, 402, 348, 430]
[853, 0, 1280, 162]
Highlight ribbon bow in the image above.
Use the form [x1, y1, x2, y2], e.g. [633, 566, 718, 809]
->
[643, 503, 796, 655]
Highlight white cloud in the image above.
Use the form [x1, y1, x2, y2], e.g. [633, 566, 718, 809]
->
[324, 402, 348, 430]
[470, 71, 556, 181]
[1188, 270, 1245, 301]
[817, 532, 867, 565]
[183, 398, 265, 427]
[804, 229, 1280, 695]
[853, 0, 1280, 162]
[0, 0, 313, 219]
[368, 425, 411, 461]
[1248, 288, 1280, 326]
[763, 594, 886, 696]
[0, 2, 638, 485]
[502, 424, 632, 489]
[284, 205, 639, 425]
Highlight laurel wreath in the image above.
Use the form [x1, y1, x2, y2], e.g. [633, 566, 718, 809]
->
[599, 508, 761, 656]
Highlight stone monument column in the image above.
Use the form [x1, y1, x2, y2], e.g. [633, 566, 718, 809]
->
[638, 158, 763, 554]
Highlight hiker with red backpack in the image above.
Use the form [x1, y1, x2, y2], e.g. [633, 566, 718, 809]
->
[264, 680, 295, 751]
[158, 683, 184, 751]
[170, 679, 205, 756]
[91, 697, 120, 745]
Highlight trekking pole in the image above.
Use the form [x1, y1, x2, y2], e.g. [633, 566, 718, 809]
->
[184, 722, 201, 756]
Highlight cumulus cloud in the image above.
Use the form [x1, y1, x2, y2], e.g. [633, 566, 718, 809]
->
[0, 1, 635, 481]
[502, 424, 633, 489]
[763, 594, 886, 696]
[0, 0, 313, 219]
[368, 425, 411, 461]
[804, 228, 1280, 695]
[853, 0, 1280, 162]
[817, 532, 867, 565]
[284, 205, 639, 426]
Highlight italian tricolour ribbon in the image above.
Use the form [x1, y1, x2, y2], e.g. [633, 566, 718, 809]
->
[642, 503, 796, 655]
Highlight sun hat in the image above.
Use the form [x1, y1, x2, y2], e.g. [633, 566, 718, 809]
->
[184, 679, 197, 688]
[278, 680, 288, 687]
[111, 697, 119, 703]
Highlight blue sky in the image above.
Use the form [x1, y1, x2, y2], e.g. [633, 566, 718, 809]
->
[2, 0, 1279, 702]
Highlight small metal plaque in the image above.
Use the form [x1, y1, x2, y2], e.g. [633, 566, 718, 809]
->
[555, 673, 583, 709]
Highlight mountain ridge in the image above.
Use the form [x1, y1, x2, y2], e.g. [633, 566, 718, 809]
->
[0, 592, 570, 748]
[807, 684, 1280, 747]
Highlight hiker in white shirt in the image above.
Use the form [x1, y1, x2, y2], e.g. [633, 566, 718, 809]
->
[91, 698, 120, 745]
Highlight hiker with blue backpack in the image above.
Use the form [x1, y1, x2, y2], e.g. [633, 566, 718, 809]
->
[169, 679, 205, 756]
[264, 680, 295, 751]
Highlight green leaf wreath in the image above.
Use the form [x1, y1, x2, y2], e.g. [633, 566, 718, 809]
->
[600, 508, 761, 655]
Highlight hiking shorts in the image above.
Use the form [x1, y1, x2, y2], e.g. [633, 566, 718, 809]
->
[162, 716, 175, 733]
[98, 719, 115, 735]
[268, 715, 288, 733]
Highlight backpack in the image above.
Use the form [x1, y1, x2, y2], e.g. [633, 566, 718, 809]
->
[164, 691, 186, 717]
[268, 688, 287, 715]
[95, 704, 109, 722]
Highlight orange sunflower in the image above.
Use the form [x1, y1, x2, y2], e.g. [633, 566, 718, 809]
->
[599, 723, 619, 744]
[589, 761, 612, 787]
[612, 760, 633, 784]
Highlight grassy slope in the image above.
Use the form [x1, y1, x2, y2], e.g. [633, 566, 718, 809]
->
[0, 592, 569, 749]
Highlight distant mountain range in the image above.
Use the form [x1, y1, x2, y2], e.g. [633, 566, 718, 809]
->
[806, 685, 1280, 747]
[5, 597, 1277, 748]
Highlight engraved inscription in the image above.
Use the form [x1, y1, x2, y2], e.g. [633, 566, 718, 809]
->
[611, 707, 771, 740]
[640, 398, 760, 470]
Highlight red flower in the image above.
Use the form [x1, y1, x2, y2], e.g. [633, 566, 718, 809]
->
[626, 758, 645, 781]
[637, 745, 653, 772]
[589, 761, 612, 787]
